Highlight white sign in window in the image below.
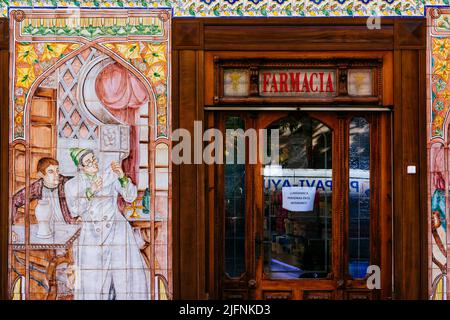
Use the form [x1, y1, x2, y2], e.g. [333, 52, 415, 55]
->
[282, 187, 316, 212]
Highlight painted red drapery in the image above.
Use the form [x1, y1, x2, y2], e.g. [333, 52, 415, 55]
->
[95, 62, 149, 187]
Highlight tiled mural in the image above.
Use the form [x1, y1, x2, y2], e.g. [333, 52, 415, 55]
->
[8, 9, 171, 300]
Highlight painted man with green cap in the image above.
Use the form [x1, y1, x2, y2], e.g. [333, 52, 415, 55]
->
[64, 148, 149, 300]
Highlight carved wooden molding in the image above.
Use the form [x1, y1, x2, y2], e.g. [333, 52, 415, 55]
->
[173, 20, 202, 49]
[303, 290, 334, 300]
[263, 291, 292, 300]
[394, 19, 426, 49]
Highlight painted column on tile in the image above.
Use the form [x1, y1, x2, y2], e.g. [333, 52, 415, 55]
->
[8, 9, 171, 300]
[428, 7, 450, 300]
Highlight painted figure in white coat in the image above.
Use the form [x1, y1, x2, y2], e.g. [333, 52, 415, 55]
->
[65, 148, 149, 300]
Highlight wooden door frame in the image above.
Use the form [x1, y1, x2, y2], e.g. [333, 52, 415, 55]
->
[214, 111, 256, 300]
[172, 17, 427, 300]
[210, 110, 391, 300]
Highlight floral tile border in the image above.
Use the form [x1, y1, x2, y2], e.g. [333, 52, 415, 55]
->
[0, 1, 448, 18]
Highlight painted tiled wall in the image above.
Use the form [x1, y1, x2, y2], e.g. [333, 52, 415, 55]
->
[3, 0, 450, 300]
[8, 8, 171, 300]
[428, 7, 450, 300]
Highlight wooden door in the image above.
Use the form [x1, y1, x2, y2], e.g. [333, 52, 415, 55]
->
[213, 110, 392, 300]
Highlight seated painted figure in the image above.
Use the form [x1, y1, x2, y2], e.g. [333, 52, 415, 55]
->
[12, 157, 76, 225]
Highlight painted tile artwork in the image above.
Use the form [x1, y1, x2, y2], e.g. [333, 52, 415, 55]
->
[428, 7, 450, 300]
[8, 9, 171, 300]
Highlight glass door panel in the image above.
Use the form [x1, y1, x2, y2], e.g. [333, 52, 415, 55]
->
[224, 116, 246, 278]
[348, 117, 371, 279]
[262, 115, 333, 279]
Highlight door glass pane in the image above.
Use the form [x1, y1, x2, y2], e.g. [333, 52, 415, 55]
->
[224, 116, 246, 278]
[263, 115, 332, 279]
[348, 117, 371, 279]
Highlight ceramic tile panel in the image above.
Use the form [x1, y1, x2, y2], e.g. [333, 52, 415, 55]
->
[8, 8, 171, 300]
[428, 7, 450, 300]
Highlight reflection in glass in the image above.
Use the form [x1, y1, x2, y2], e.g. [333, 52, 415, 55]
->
[224, 116, 246, 278]
[263, 115, 332, 279]
[348, 117, 371, 279]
